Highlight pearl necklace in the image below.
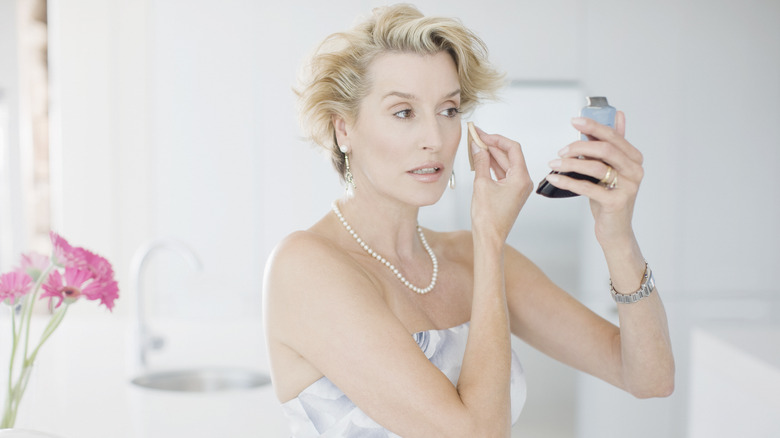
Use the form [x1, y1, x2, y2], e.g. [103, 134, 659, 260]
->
[332, 202, 438, 294]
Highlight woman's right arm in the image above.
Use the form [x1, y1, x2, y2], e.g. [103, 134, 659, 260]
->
[457, 130, 533, 434]
[264, 134, 530, 438]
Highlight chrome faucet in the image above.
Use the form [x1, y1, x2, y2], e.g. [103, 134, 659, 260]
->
[129, 238, 203, 369]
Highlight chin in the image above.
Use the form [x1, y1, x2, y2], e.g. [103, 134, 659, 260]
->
[407, 184, 448, 207]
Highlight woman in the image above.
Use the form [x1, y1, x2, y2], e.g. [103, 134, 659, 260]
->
[263, 4, 674, 437]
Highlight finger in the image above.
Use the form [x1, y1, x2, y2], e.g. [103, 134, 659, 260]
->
[616, 111, 626, 137]
[475, 127, 528, 171]
[471, 141, 492, 181]
[549, 157, 612, 184]
[472, 125, 512, 178]
[490, 153, 507, 180]
[476, 126, 520, 155]
[545, 171, 634, 200]
[484, 142, 511, 177]
[571, 117, 642, 165]
[488, 143, 511, 170]
[559, 141, 642, 183]
[473, 126, 532, 188]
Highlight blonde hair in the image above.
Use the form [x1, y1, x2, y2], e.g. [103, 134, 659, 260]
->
[295, 3, 505, 178]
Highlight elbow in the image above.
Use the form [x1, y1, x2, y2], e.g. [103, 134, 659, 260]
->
[625, 359, 675, 399]
[631, 378, 675, 399]
[629, 364, 676, 399]
[658, 379, 675, 398]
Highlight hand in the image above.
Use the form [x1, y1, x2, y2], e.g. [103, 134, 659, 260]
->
[545, 112, 643, 246]
[470, 126, 533, 243]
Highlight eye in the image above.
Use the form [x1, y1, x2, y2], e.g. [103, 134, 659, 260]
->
[393, 109, 413, 119]
[440, 107, 461, 118]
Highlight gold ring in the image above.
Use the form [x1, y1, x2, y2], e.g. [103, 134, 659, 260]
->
[606, 173, 618, 190]
[599, 165, 614, 186]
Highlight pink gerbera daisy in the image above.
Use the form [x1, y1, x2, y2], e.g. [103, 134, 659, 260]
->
[18, 252, 51, 282]
[41, 267, 119, 311]
[50, 231, 85, 268]
[41, 268, 91, 308]
[0, 271, 33, 305]
[47, 232, 119, 310]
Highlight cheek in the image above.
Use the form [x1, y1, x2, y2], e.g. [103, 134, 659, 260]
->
[357, 132, 405, 169]
[445, 125, 462, 154]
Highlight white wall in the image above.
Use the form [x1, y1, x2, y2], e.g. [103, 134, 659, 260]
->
[47, 0, 153, 317]
[578, 0, 780, 297]
[0, 0, 24, 271]
[575, 2, 780, 436]
[42, 0, 780, 436]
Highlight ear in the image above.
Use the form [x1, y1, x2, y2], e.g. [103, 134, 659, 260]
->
[332, 114, 350, 150]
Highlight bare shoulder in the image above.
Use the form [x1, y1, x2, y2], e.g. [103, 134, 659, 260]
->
[263, 229, 381, 342]
[263, 227, 393, 400]
[264, 229, 342, 284]
[265, 228, 339, 264]
[263, 230, 336, 311]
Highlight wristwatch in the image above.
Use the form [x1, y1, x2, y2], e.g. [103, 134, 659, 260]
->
[610, 263, 655, 304]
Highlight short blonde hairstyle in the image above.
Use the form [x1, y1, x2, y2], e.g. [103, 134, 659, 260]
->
[295, 3, 505, 178]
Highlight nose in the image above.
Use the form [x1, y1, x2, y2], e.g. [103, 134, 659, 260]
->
[419, 114, 444, 151]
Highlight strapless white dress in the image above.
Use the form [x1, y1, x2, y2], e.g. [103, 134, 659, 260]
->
[280, 322, 527, 437]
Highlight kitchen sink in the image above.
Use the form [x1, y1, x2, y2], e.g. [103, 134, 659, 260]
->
[131, 368, 270, 392]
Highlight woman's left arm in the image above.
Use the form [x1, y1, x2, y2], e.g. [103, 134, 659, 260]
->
[508, 112, 674, 398]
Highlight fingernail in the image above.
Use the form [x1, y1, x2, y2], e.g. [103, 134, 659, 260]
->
[571, 117, 587, 127]
[471, 142, 480, 155]
[557, 146, 569, 157]
[548, 159, 562, 169]
[546, 173, 561, 183]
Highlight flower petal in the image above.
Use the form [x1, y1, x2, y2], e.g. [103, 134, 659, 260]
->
[47, 233, 120, 309]
[0, 271, 33, 304]
[82, 278, 119, 311]
[41, 270, 66, 308]
[63, 267, 92, 289]
[50, 232, 80, 268]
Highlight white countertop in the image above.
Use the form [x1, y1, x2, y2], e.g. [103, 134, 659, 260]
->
[688, 322, 780, 438]
[0, 313, 289, 438]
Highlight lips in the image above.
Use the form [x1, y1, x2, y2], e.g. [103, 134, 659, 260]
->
[410, 167, 440, 175]
[408, 162, 444, 174]
[407, 162, 445, 183]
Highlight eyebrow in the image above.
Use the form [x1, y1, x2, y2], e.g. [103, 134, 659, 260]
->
[382, 89, 461, 101]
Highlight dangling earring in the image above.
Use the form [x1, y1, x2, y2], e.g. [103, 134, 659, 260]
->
[340, 145, 356, 192]
[344, 154, 356, 191]
[449, 171, 456, 190]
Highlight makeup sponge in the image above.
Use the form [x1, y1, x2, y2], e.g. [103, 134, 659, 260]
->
[466, 122, 488, 171]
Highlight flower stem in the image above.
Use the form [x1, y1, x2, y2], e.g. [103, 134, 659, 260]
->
[8, 302, 19, 393]
[8, 360, 35, 426]
[27, 305, 68, 366]
[2, 263, 55, 428]
[22, 263, 54, 361]
[2, 301, 22, 428]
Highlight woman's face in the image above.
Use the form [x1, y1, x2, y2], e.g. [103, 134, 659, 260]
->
[339, 51, 462, 207]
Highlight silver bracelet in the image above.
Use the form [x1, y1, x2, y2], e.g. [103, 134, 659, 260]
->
[610, 262, 655, 304]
